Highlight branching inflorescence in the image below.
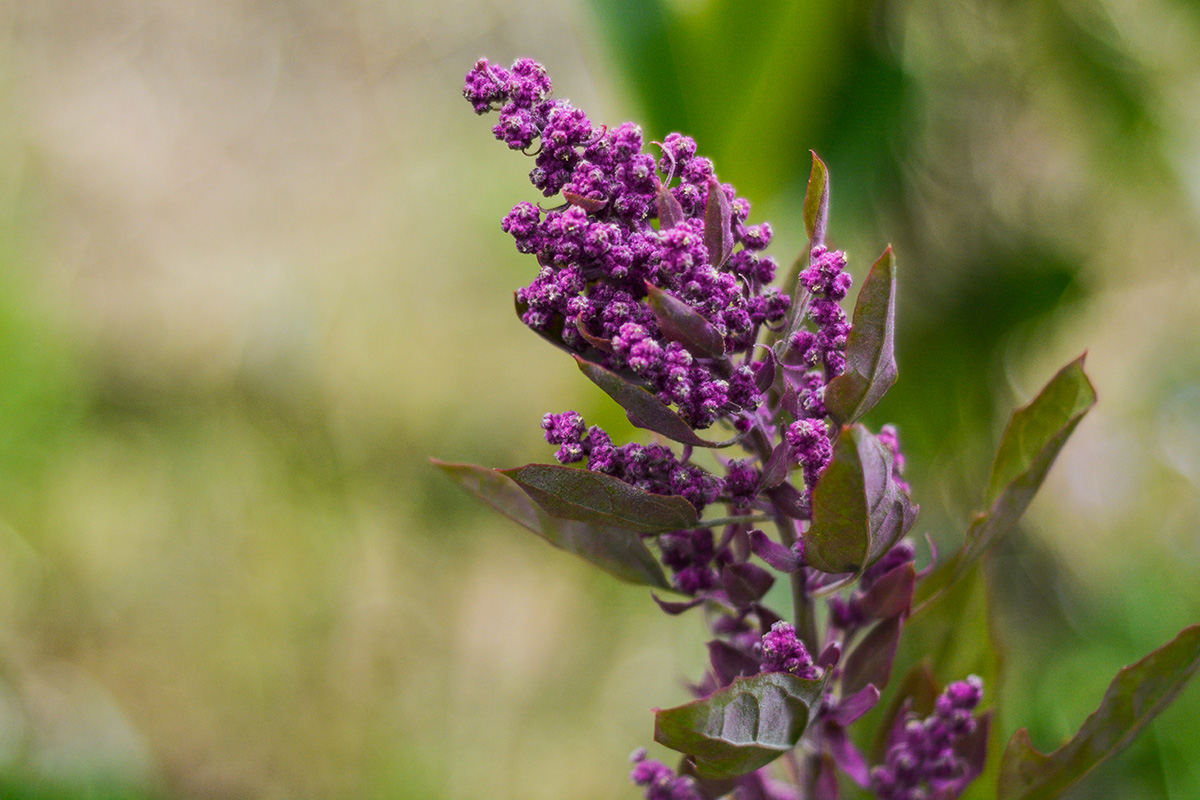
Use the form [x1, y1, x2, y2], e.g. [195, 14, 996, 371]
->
[438, 55, 1200, 800]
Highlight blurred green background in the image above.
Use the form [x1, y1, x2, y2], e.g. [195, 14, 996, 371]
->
[0, 0, 1197, 797]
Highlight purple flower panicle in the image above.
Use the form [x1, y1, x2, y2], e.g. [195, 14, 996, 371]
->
[629, 749, 702, 800]
[759, 621, 821, 680]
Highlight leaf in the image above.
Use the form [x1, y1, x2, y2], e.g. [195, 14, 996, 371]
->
[841, 616, 902, 696]
[803, 151, 829, 247]
[753, 351, 777, 394]
[758, 441, 791, 490]
[655, 671, 827, 779]
[824, 246, 898, 424]
[998, 625, 1200, 800]
[656, 180, 685, 229]
[562, 190, 608, 213]
[749, 529, 803, 573]
[646, 283, 726, 358]
[963, 355, 1096, 566]
[500, 463, 698, 532]
[857, 562, 916, 621]
[704, 176, 734, 268]
[431, 460, 669, 588]
[722, 562, 775, 606]
[575, 356, 725, 447]
[708, 640, 761, 686]
[804, 426, 919, 574]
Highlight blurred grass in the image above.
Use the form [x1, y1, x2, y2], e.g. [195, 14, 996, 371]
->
[0, 0, 1193, 798]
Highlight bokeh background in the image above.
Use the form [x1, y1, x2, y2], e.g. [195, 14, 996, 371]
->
[0, 0, 1198, 798]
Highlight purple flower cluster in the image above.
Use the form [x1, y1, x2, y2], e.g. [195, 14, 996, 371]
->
[629, 749, 702, 800]
[541, 412, 720, 511]
[759, 621, 821, 680]
[465, 58, 789, 430]
[870, 677, 985, 800]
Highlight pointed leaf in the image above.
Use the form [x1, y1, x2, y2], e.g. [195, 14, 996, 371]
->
[575, 323, 614, 352]
[758, 442, 791, 490]
[998, 625, 1200, 800]
[722, 562, 775, 606]
[803, 151, 829, 247]
[831, 685, 881, 727]
[646, 283, 726, 358]
[825, 246, 897, 424]
[575, 356, 726, 447]
[653, 593, 705, 615]
[656, 180, 685, 229]
[655, 671, 828, 779]
[842, 616, 902, 696]
[562, 190, 608, 213]
[749, 529, 803, 572]
[804, 426, 919, 574]
[501, 463, 698, 532]
[708, 640, 761, 686]
[753, 352, 777, 394]
[857, 562, 916, 621]
[431, 460, 669, 588]
[704, 176, 734, 268]
[963, 355, 1096, 566]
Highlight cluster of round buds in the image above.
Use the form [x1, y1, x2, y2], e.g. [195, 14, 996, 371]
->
[870, 677, 985, 800]
[758, 621, 822, 680]
[541, 412, 720, 512]
[629, 749, 702, 800]
[466, 58, 789, 430]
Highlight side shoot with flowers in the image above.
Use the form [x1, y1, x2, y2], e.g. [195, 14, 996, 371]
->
[435, 58, 1200, 800]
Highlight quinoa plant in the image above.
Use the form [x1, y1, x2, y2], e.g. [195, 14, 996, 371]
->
[435, 58, 1200, 800]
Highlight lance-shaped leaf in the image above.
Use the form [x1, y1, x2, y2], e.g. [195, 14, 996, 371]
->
[803, 151, 829, 247]
[753, 351, 777, 394]
[804, 426, 919, 574]
[431, 460, 669, 588]
[575, 356, 727, 447]
[500, 463, 698, 533]
[841, 616, 902, 696]
[857, 562, 916, 621]
[963, 355, 1096, 566]
[998, 625, 1200, 800]
[646, 283, 725, 358]
[758, 442, 791, 491]
[704, 176, 734, 268]
[656, 180, 685, 229]
[825, 246, 898, 424]
[562, 190, 608, 214]
[655, 671, 827, 779]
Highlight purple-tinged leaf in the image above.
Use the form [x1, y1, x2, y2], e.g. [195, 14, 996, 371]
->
[803, 151, 829, 247]
[825, 723, 869, 786]
[752, 604, 784, 633]
[766, 482, 809, 520]
[824, 246, 897, 425]
[654, 671, 828, 779]
[817, 641, 842, 671]
[805, 426, 919, 575]
[681, 762, 737, 800]
[758, 442, 791, 490]
[514, 293, 579, 358]
[431, 460, 669, 588]
[749, 529, 803, 572]
[708, 640, 761, 687]
[656, 180, 685, 229]
[814, 753, 840, 799]
[722, 562, 775, 606]
[562, 190, 607, 213]
[831, 685, 881, 727]
[959, 710, 992, 790]
[704, 176, 734, 269]
[753, 352, 777, 394]
[575, 323, 613, 353]
[842, 616, 902, 696]
[500, 463, 698, 533]
[998, 624, 1200, 800]
[857, 563, 916, 621]
[574, 356, 727, 447]
[646, 283, 726, 358]
[653, 593, 705, 615]
[780, 383, 800, 418]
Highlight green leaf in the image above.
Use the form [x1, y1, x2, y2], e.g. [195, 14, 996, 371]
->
[825, 246, 897, 424]
[430, 460, 670, 588]
[575, 356, 727, 447]
[803, 151, 829, 247]
[964, 354, 1096, 564]
[998, 625, 1200, 800]
[655, 671, 827, 779]
[645, 283, 725, 358]
[500, 463, 698, 533]
[804, 425, 919, 574]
